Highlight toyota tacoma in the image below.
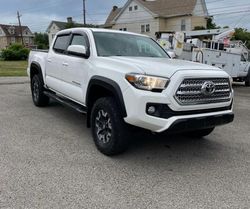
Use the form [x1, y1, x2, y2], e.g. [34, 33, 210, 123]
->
[27, 28, 234, 155]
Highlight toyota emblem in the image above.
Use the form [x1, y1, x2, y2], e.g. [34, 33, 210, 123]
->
[201, 81, 216, 96]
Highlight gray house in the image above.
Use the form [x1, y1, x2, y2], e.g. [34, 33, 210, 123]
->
[0, 24, 34, 49]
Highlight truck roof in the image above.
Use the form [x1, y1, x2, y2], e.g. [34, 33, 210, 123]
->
[57, 27, 148, 38]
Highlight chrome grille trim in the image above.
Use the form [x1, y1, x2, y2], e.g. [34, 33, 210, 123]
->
[175, 78, 232, 105]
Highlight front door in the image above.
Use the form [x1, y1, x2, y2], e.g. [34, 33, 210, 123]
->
[60, 33, 91, 104]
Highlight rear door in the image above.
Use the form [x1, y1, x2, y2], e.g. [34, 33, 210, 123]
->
[45, 33, 71, 94]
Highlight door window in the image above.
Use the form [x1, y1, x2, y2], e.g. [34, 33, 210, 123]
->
[70, 34, 88, 48]
[53, 34, 70, 53]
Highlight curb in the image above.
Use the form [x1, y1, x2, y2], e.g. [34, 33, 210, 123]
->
[0, 77, 30, 85]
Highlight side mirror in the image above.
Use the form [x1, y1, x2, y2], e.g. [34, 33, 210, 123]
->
[167, 51, 176, 59]
[67, 45, 88, 58]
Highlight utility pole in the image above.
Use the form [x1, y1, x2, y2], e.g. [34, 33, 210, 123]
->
[83, 0, 86, 25]
[17, 11, 24, 45]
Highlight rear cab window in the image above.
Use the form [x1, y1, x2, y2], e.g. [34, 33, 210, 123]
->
[53, 34, 71, 53]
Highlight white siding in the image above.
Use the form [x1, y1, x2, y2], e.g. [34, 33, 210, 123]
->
[193, 0, 205, 16]
[166, 17, 192, 32]
[113, 0, 158, 38]
[48, 23, 61, 46]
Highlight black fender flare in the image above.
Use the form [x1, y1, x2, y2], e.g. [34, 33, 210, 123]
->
[86, 76, 127, 127]
[30, 62, 44, 79]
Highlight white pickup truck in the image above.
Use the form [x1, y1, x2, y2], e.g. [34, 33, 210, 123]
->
[28, 28, 234, 155]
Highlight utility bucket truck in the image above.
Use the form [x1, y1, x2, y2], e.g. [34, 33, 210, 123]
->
[158, 29, 250, 86]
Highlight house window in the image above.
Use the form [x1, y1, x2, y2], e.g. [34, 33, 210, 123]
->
[141, 25, 145, 33]
[9, 29, 15, 35]
[25, 38, 29, 44]
[134, 5, 138, 10]
[129, 6, 132, 11]
[11, 37, 15, 43]
[119, 28, 127, 31]
[146, 24, 150, 32]
[181, 19, 186, 31]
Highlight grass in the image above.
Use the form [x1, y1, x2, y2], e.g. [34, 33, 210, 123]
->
[0, 60, 28, 77]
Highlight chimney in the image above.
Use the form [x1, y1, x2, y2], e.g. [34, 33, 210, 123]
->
[113, 6, 118, 11]
[67, 17, 73, 23]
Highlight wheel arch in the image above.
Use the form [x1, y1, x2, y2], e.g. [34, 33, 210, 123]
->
[86, 76, 127, 128]
[30, 62, 45, 84]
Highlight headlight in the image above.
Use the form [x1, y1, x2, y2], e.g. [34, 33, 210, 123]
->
[125, 73, 170, 92]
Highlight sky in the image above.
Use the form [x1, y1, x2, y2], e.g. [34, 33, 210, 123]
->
[0, 0, 249, 32]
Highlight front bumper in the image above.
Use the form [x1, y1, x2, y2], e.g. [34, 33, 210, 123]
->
[167, 112, 234, 133]
[123, 77, 234, 133]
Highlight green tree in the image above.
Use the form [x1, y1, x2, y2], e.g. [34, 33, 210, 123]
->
[207, 17, 219, 29]
[232, 28, 250, 49]
[34, 33, 49, 49]
[194, 26, 206, 31]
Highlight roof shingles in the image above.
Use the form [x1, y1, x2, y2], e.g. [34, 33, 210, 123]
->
[0, 24, 32, 37]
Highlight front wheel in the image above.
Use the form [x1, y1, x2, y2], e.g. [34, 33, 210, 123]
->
[31, 74, 50, 107]
[183, 127, 215, 138]
[90, 97, 129, 156]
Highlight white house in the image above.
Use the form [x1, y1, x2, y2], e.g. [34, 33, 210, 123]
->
[104, 0, 209, 38]
[46, 17, 84, 46]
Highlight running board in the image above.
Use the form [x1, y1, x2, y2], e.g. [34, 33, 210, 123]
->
[44, 91, 87, 114]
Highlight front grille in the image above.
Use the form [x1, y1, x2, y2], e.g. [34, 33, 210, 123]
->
[175, 78, 232, 105]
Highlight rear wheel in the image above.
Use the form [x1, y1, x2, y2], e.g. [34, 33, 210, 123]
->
[90, 97, 129, 156]
[31, 74, 49, 107]
[183, 127, 215, 138]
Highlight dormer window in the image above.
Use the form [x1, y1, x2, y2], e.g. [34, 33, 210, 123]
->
[129, 6, 132, 11]
[9, 27, 15, 35]
[134, 5, 138, 10]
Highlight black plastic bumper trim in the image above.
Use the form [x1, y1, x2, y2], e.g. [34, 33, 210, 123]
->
[146, 102, 233, 119]
[166, 113, 234, 133]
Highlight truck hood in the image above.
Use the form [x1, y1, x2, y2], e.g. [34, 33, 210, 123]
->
[98, 57, 223, 78]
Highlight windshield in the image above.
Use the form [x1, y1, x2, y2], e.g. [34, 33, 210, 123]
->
[93, 32, 169, 58]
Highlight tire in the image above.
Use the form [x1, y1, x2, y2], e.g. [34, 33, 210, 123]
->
[183, 127, 215, 138]
[90, 97, 129, 156]
[31, 74, 50, 107]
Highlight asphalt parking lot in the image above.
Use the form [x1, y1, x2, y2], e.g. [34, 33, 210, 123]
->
[0, 78, 249, 209]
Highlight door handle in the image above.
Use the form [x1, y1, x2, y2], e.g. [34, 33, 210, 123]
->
[47, 58, 52, 63]
[62, 62, 69, 67]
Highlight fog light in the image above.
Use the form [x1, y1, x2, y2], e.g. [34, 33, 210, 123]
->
[148, 106, 156, 115]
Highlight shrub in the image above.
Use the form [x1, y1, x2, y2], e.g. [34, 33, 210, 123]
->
[1, 44, 30, 61]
